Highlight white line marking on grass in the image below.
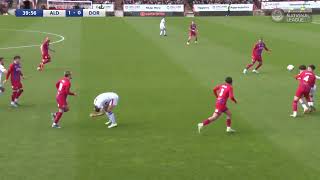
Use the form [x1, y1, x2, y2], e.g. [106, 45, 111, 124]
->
[0, 29, 65, 50]
[311, 21, 320, 25]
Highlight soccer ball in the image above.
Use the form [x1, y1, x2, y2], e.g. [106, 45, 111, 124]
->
[287, 65, 294, 71]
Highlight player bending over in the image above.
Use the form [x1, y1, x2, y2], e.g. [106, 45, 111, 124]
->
[0, 57, 8, 95]
[4, 56, 24, 107]
[187, 21, 198, 45]
[90, 92, 119, 129]
[198, 77, 237, 133]
[291, 65, 316, 117]
[160, 17, 166, 37]
[51, 71, 76, 128]
[243, 38, 271, 74]
[37, 37, 54, 71]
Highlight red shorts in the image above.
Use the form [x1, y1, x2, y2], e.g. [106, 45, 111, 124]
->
[42, 54, 51, 62]
[295, 85, 311, 98]
[11, 81, 23, 90]
[214, 103, 228, 115]
[56, 95, 67, 109]
[189, 31, 197, 37]
[251, 55, 262, 62]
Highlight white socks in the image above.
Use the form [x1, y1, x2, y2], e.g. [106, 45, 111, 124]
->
[160, 30, 166, 36]
[308, 102, 314, 107]
[106, 112, 116, 124]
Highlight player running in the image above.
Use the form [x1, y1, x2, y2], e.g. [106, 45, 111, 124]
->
[198, 77, 237, 133]
[51, 71, 76, 128]
[0, 57, 7, 95]
[297, 65, 311, 113]
[160, 17, 166, 37]
[89, 92, 119, 129]
[187, 21, 198, 45]
[291, 65, 316, 117]
[37, 37, 54, 71]
[3, 56, 24, 107]
[243, 38, 271, 74]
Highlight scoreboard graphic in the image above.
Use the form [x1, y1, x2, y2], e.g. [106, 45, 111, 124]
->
[15, 9, 106, 17]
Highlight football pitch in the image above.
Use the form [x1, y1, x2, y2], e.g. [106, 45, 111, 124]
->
[0, 16, 320, 180]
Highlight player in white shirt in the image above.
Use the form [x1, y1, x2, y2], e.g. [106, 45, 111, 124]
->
[0, 58, 8, 95]
[90, 92, 119, 128]
[160, 17, 166, 37]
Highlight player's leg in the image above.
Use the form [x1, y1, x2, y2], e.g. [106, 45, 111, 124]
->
[104, 99, 118, 128]
[224, 109, 235, 133]
[160, 27, 163, 36]
[194, 34, 198, 43]
[52, 98, 68, 128]
[163, 27, 166, 36]
[187, 34, 192, 45]
[308, 86, 316, 111]
[253, 59, 263, 73]
[198, 110, 221, 133]
[14, 84, 23, 105]
[299, 98, 310, 113]
[10, 85, 18, 107]
[303, 92, 313, 113]
[38, 55, 50, 71]
[291, 94, 301, 117]
[243, 58, 256, 74]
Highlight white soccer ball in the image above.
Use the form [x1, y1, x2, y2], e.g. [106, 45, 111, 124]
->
[287, 65, 294, 71]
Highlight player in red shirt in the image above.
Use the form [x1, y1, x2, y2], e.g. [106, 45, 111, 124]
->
[3, 56, 24, 107]
[291, 65, 316, 117]
[296, 65, 311, 113]
[198, 77, 237, 133]
[51, 71, 76, 128]
[243, 38, 271, 74]
[37, 37, 54, 71]
[187, 21, 198, 45]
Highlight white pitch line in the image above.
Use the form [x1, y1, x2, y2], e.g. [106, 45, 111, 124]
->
[0, 29, 65, 50]
[311, 21, 320, 24]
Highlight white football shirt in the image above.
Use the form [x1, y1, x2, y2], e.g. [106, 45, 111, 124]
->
[94, 92, 119, 108]
[0, 64, 6, 85]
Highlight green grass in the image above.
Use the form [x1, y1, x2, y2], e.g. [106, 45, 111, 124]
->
[0, 16, 320, 180]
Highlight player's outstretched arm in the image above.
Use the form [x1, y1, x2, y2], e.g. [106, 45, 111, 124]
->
[90, 111, 105, 118]
[316, 75, 320, 80]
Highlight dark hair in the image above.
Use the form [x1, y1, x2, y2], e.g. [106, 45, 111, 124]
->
[299, 65, 306, 70]
[64, 71, 72, 77]
[308, 64, 316, 70]
[225, 77, 233, 84]
[13, 55, 21, 60]
[0, 57, 3, 61]
[94, 106, 100, 112]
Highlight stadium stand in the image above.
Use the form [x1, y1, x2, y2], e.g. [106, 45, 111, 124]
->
[123, 0, 184, 4]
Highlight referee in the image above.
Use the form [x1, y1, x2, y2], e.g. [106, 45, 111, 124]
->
[226, 2, 231, 16]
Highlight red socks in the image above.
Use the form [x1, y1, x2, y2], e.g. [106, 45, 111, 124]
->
[11, 91, 17, 101]
[16, 90, 23, 99]
[246, 63, 253, 69]
[292, 100, 298, 111]
[226, 119, 231, 127]
[203, 119, 211, 126]
[54, 112, 63, 124]
[255, 63, 262, 70]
